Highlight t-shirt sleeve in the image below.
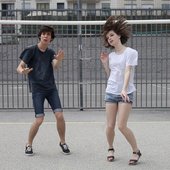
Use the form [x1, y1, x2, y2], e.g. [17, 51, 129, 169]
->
[49, 49, 56, 61]
[19, 46, 34, 64]
[126, 50, 138, 66]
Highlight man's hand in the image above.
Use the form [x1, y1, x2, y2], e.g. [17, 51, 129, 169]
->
[54, 49, 64, 61]
[22, 68, 33, 75]
[53, 49, 64, 69]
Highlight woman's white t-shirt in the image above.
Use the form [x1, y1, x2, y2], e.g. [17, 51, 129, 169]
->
[106, 47, 138, 95]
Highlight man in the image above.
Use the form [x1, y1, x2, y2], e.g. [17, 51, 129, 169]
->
[17, 25, 70, 155]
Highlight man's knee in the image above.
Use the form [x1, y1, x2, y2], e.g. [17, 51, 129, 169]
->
[35, 117, 44, 126]
[55, 112, 64, 121]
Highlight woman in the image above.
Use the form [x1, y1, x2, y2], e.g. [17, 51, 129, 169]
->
[100, 16, 141, 165]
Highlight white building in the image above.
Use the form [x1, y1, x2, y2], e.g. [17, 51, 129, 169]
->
[0, 0, 169, 11]
[0, 0, 169, 43]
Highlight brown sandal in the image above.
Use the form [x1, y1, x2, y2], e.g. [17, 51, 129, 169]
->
[129, 150, 142, 165]
[107, 148, 115, 162]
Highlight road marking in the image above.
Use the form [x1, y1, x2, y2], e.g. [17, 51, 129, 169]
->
[0, 121, 170, 125]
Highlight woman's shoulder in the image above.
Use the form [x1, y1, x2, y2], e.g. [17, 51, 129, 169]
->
[126, 47, 138, 54]
[109, 51, 115, 57]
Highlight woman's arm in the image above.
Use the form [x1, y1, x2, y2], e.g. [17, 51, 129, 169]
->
[100, 52, 110, 78]
[122, 66, 132, 91]
[121, 65, 132, 102]
[102, 62, 110, 78]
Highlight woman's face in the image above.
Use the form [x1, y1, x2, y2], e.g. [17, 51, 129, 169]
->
[106, 30, 121, 47]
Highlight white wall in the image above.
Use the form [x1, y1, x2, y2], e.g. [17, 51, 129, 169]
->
[0, 0, 167, 10]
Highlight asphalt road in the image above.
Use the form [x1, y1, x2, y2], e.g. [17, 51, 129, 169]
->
[0, 109, 170, 170]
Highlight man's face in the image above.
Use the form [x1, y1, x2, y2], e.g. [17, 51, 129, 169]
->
[40, 32, 52, 44]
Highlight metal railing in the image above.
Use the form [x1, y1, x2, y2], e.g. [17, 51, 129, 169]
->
[0, 9, 170, 109]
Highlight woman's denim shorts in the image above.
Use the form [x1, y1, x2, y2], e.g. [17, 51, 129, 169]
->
[105, 92, 134, 104]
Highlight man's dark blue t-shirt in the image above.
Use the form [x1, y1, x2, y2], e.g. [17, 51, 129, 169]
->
[20, 45, 56, 92]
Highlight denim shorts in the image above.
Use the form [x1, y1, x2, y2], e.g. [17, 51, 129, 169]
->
[105, 92, 134, 104]
[32, 88, 63, 117]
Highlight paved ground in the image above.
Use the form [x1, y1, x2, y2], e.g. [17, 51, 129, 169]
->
[0, 109, 170, 170]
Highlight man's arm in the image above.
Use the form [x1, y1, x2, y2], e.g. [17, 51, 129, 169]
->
[17, 60, 33, 75]
[52, 59, 62, 70]
[52, 49, 64, 70]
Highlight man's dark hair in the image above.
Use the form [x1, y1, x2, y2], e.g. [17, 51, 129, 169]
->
[38, 25, 55, 41]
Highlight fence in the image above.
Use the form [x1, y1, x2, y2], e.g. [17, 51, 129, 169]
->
[0, 11, 170, 109]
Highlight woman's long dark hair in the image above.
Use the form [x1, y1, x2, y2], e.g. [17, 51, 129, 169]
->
[102, 16, 131, 48]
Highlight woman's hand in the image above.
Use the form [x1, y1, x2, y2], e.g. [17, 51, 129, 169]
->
[100, 52, 108, 64]
[100, 52, 110, 77]
[121, 89, 130, 102]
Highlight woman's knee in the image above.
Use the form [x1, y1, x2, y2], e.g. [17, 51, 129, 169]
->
[106, 124, 115, 131]
[118, 124, 127, 132]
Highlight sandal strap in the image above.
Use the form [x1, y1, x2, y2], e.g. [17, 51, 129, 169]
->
[129, 159, 138, 162]
[107, 149, 115, 162]
[133, 150, 142, 157]
[107, 155, 114, 158]
[108, 148, 114, 152]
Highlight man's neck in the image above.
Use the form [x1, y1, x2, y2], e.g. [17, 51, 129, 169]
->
[37, 42, 48, 52]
